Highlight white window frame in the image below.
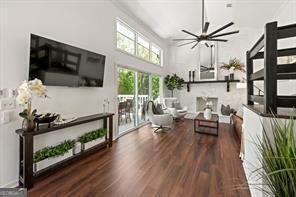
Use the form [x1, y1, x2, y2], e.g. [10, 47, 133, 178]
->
[116, 18, 163, 67]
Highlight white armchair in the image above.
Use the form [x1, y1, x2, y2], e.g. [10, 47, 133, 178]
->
[147, 101, 173, 132]
[163, 98, 188, 120]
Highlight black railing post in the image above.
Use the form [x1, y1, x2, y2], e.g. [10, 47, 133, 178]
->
[246, 51, 254, 105]
[264, 22, 278, 113]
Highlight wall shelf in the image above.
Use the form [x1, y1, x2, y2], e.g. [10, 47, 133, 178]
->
[183, 80, 240, 92]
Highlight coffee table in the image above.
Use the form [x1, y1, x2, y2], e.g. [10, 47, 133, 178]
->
[194, 113, 219, 136]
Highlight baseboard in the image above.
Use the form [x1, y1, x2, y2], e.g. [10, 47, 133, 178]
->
[0, 179, 18, 188]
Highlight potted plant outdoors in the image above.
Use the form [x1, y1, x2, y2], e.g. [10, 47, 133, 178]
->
[78, 128, 107, 151]
[220, 58, 246, 80]
[248, 116, 296, 196]
[164, 74, 184, 97]
[16, 79, 48, 131]
[33, 140, 75, 172]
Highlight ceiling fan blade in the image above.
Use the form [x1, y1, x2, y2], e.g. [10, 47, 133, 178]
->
[178, 41, 197, 47]
[205, 42, 209, 47]
[208, 38, 228, 42]
[209, 30, 239, 38]
[203, 22, 210, 34]
[182, 30, 200, 38]
[207, 22, 234, 37]
[191, 42, 199, 49]
[172, 38, 197, 41]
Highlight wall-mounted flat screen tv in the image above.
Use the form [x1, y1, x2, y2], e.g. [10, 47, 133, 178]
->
[29, 34, 106, 87]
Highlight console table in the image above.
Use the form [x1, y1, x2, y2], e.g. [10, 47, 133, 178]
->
[15, 113, 114, 190]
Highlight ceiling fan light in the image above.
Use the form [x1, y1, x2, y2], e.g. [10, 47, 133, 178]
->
[200, 40, 206, 44]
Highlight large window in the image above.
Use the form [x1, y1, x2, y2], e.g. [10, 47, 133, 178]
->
[116, 21, 136, 54]
[151, 45, 161, 65]
[137, 35, 150, 61]
[116, 20, 163, 66]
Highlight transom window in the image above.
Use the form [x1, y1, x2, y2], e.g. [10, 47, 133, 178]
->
[116, 20, 163, 66]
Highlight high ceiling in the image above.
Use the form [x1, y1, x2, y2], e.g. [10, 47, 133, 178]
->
[114, 0, 288, 40]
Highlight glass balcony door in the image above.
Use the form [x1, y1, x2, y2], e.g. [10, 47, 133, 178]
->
[137, 72, 149, 125]
[117, 67, 136, 134]
[117, 66, 161, 135]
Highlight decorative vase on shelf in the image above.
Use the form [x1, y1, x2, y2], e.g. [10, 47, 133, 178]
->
[229, 67, 235, 80]
[22, 118, 36, 132]
[229, 73, 234, 80]
[16, 79, 48, 132]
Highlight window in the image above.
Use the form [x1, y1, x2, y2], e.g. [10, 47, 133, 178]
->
[116, 19, 163, 66]
[151, 45, 161, 65]
[116, 21, 136, 54]
[152, 75, 160, 100]
[137, 35, 150, 61]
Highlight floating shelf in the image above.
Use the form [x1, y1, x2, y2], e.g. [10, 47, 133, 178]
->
[183, 80, 240, 92]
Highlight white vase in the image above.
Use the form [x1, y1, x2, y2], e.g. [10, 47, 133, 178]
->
[204, 108, 212, 120]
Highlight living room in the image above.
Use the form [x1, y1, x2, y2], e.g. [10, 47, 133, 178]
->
[0, 0, 295, 196]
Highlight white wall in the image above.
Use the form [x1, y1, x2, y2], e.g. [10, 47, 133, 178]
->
[0, 0, 169, 187]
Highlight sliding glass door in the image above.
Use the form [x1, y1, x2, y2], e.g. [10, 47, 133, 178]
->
[117, 67, 136, 134]
[137, 72, 149, 124]
[152, 75, 160, 101]
[117, 67, 161, 134]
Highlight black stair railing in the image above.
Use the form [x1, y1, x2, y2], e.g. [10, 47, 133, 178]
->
[246, 21, 296, 113]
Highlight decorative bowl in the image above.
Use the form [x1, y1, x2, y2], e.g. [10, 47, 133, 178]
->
[35, 113, 59, 130]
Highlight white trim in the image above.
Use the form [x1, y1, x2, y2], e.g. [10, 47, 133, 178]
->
[0, 179, 18, 188]
[115, 48, 162, 68]
[118, 122, 150, 138]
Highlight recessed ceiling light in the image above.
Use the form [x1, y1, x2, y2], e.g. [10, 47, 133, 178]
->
[226, 3, 232, 8]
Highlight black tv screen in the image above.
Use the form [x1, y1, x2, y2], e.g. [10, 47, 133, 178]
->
[29, 34, 106, 87]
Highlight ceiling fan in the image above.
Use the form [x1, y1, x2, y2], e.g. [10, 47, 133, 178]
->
[173, 0, 239, 49]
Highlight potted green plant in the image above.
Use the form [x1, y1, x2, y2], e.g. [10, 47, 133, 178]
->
[33, 140, 75, 172]
[220, 58, 246, 80]
[78, 128, 107, 151]
[164, 74, 184, 97]
[16, 79, 48, 131]
[250, 116, 296, 196]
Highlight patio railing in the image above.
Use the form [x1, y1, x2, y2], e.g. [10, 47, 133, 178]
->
[118, 94, 149, 106]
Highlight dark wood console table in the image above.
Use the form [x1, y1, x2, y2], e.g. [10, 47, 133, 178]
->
[16, 113, 114, 190]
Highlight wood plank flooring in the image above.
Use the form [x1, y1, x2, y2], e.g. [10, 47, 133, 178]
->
[29, 120, 250, 197]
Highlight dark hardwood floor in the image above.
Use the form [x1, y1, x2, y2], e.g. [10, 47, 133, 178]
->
[29, 120, 250, 197]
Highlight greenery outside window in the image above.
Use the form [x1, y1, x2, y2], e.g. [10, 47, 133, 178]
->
[137, 35, 150, 61]
[116, 21, 136, 55]
[151, 45, 161, 65]
[116, 19, 163, 66]
[152, 75, 160, 100]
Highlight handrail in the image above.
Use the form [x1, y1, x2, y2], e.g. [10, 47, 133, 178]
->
[249, 35, 264, 59]
[247, 21, 296, 113]
[243, 77, 264, 95]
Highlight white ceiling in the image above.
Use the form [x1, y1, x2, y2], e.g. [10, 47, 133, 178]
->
[114, 0, 288, 40]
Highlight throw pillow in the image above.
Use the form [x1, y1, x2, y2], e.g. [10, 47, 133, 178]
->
[173, 102, 182, 110]
[221, 104, 231, 115]
[155, 104, 164, 114]
[165, 100, 174, 108]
